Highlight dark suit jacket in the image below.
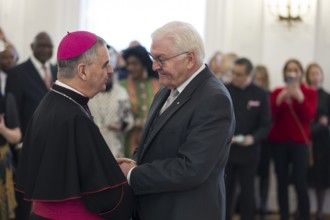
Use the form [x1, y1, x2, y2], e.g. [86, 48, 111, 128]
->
[131, 66, 235, 220]
[6, 58, 57, 136]
[226, 83, 271, 163]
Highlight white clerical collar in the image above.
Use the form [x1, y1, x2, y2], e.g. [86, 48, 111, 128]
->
[55, 80, 87, 97]
[176, 64, 205, 93]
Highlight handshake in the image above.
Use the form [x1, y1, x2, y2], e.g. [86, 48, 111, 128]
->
[116, 158, 137, 178]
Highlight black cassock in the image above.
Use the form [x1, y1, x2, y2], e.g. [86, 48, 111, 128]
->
[15, 84, 133, 219]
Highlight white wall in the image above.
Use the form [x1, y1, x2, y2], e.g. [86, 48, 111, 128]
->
[205, 0, 330, 90]
[1, 0, 206, 62]
[80, 0, 206, 52]
[0, 0, 81, 63]
[314, 0, 330, 91]
[1, 0, 329, 91]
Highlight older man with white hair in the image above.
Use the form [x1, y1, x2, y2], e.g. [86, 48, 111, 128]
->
[118, 21, 235, 220]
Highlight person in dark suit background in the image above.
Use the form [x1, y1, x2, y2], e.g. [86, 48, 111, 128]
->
[6, 32, 56, 137]
[305, 63, 330, 220]
[252, 65, 273, 216]
[5, 31, 56, 220]
[118, 21, 235, 220]
[225, 58, 271, 220]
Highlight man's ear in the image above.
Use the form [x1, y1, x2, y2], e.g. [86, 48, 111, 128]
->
[186, 51, 196, 69]
[77, 63, 88, 80]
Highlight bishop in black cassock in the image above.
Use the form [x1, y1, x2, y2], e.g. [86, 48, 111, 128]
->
[15, 31, 133, 219]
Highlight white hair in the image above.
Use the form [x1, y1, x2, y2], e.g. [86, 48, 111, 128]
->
[151, 21, 205, 64]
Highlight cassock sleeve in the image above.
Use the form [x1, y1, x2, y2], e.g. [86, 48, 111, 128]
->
[74, 116, 134, 219]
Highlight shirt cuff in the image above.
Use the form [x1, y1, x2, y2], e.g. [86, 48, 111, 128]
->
[127, 167, 135, 185]
[15, 142, 23, 150]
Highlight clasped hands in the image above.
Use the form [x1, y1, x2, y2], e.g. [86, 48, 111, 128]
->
[116, 158, 137, 177]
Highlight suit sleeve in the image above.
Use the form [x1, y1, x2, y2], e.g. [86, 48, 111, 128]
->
[5, 70, 23, 111]
[130, 92, 234, 195]
[4, 92, 20, 128]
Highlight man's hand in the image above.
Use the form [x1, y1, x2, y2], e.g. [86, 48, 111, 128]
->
[0, 114, 5, 134]
[319, 115, 329, 126]
[242, 135, 254, 146]
[116, 158, 137, 177]
[233, 134, 254, 147]
[120, 161, 137, 177]
[116, 158, 136, 165]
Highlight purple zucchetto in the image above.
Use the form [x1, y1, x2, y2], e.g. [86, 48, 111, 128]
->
[57, 31, 97, 60]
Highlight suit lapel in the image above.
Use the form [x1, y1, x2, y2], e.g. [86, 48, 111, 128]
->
[138, 66, 213, 162]
[27, 59, 44, 83]
[137, 89, 169, 162]
[142, 89, 169, 138]
[27, 59, 56, 90]
[141, 93, 191, 152]
[26, 59, 50, 91]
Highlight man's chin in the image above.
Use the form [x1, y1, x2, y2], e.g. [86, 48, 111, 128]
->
[98, 85, 107, 93]
[159, 78, 169, 87]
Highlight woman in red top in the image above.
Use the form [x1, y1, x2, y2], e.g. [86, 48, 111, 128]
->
[268, 59, 317, 220]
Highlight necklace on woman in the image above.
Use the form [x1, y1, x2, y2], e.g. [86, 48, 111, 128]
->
[50, 88, 93, 120]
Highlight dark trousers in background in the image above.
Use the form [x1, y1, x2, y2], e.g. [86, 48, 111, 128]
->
[225, 160, 258, 220]
[12, 148, 32, 220]
[29, 213, 48, 220]
[271, 142, 310, 220]
[15, 191, 32, 220]
[257, 140, 271, 214]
